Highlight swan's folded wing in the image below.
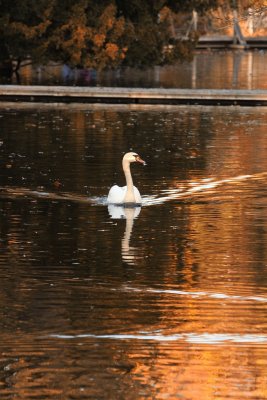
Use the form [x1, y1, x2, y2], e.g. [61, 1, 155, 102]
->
[107, 185, 126, 204]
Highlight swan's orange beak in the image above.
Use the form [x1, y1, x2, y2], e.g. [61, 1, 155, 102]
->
[136, 155, 146, 165]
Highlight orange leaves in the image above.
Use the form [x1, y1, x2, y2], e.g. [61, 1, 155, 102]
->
[83, 4, 129, 68]
[49, 2, 130, 69]
[9, 19, 51, 40]
[94, 34, 106, 47]
[75, 26, 88, 43]
[93, 4, 127, 47]
[99, 4, 117, 31]
[106, 17, 115, 31]
[105, 42, 119, 60]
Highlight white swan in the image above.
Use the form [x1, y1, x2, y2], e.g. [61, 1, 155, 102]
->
[107, 152, 146, 205]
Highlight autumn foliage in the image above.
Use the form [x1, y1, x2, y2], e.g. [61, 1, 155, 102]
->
[0, 0, 229, 74]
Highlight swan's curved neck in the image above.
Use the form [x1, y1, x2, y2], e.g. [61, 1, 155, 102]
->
[123, 159, 135, 203]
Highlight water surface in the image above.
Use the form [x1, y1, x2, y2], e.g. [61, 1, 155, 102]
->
[0, 103, 267, 399]
[4, 50, 267, 90]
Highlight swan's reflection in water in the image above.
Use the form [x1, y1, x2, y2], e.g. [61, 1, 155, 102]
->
[108, 205, 141, 265]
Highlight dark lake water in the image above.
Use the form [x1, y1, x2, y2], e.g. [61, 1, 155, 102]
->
[0, 102, 267, 399]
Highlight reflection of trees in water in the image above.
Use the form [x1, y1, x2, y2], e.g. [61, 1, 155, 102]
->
[4, 51, 267, 90]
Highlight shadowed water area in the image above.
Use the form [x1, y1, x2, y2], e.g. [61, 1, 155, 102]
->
[0, 103, 267, 399]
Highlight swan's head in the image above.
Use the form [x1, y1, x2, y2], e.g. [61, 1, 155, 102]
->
[123, 152, 146, 165]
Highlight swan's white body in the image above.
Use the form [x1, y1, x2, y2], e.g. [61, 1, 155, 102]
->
[107, 185, 142, 204]
[107, 152, 145, 205]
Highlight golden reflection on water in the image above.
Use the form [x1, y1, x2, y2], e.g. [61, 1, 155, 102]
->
[103, 173, 267, 399]
[8, 51, 267, 90]
[127, 345, 267, 399]
[0, 104, 267, 399]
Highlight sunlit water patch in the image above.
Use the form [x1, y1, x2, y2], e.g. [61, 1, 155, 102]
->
[0, 104, 267, 400]
[122, 285, 267, 303]
[142, 171, 267, 206]
[50, 332, 267, 344]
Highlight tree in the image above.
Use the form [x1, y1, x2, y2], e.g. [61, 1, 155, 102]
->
[166, 0, 219, 13]
[47, 1, 132, 69]
[0, 0, 220, 77]
[0, 0, 56, 76]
